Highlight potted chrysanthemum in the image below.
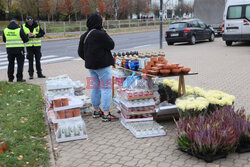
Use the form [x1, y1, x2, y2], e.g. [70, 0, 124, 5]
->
[176, 95, 209, 118]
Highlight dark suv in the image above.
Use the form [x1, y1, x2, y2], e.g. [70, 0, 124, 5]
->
[165, 19, 215, 45]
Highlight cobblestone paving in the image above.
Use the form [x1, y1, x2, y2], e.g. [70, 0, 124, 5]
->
[0, 38, 249, 167]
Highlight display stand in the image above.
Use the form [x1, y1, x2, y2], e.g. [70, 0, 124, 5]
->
[112, 66, 198, 98]
[112, 66, 198, 121]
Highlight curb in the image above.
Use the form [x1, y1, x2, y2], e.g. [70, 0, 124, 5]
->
[42, 97, 57, 167]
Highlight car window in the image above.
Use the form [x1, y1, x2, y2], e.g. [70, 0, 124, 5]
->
[191, 21, 200, 27]
[246, 5, 250, 20]
[169, 22, 187, 29]
[198, 20, 206, 28]
[227, 6, 242, 19]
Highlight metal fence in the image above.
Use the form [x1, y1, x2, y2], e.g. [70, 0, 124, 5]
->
[39, 19, 174, 35]
[0, 19, 176, 36]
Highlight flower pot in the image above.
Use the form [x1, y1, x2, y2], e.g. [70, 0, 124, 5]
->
[61, 98, 69, 106]
[158, 57, 165, 61]
[150, 70, 159, 75]
[57, 110, 65, 119]
[168, 64, 176, 69]
[172, 63, 179, 68]
[236, 144, 250, 153]
[152, 67, 160, 72]
[142, 69, 148, 74]
[53, 99, 62, 108]
[163, 64, 171, 69]
[74, 108, 81, 117]
[156, 64, 164, 69]
[178, 146, 227, 163]
[66, 109, 73, 118]
[160, 69, 171, 76]
[182, 68, 191, 74]
[171, 68, 181, 75]
[147, 62, 153, 67]
[151, 57, 157, 62]
[145, 65, 152, 70]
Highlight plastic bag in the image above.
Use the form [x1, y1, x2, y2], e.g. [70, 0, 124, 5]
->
[123, 72, 137, 88]
[129, 77, 149, 90]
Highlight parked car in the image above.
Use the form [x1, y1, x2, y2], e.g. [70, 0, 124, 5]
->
[165, 19, 215, 45]
[222, 0, 250, 46]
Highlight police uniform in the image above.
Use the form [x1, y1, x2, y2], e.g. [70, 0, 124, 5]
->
[22, 17, 45, 79]
[2, 20, 29, 82]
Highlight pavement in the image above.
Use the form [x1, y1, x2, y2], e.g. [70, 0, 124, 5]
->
[0, 38, 250, 167]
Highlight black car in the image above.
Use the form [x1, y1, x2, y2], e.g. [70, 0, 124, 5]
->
[165, 19, 215, 45]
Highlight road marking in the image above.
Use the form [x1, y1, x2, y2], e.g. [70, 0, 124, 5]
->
[0, 55, 7, 58]
[0, 52, 6, 55]
[0, 56, 72, 70]
[0, 55, 58, 66]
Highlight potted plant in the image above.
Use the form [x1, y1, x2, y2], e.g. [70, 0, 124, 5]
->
[199, 90, 235, 112]
[175, 108, 240, 162]
[176, 95, 209, 118]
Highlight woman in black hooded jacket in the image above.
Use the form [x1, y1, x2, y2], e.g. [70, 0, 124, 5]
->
[78, 14, 118, 122]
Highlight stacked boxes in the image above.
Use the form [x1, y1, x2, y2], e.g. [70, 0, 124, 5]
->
[45, 75, 88, 143]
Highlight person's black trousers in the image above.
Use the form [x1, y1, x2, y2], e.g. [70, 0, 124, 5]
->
[26, 46, 42, 76]
[7, 53, 25, 81]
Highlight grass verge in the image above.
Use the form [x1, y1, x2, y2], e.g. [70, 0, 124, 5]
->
[0, 81, 50, 167]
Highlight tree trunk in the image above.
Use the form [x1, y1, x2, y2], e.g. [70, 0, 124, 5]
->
[48, 14, 49, 21]
[69, 14, 71, 23]
[75, 12, 77, 21]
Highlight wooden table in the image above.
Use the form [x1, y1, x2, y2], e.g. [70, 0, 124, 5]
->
[112, 66, 198, 98]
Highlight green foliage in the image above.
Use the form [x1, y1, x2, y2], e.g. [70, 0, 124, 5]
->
[177, 135, 191, 151]
[0, 81, 49, 167]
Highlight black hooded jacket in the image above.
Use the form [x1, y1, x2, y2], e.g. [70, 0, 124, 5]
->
[78, 14, 115, 69]
[2, 22, 29, 54]
[24, 21, 45, 38]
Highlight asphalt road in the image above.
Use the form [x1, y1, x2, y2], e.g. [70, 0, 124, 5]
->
[0, 30, 166, 70]
[41, 30, 166, 57]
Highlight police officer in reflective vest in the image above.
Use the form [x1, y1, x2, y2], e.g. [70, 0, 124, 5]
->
[22, 16, 46, 79]
[2, 19, 29, 82]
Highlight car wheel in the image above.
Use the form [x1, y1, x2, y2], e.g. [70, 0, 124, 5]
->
[209, 33, 215, 42]
[226, 41, 232, 46]
[190, 35, 196, 45]
[168, 42, 174, 45]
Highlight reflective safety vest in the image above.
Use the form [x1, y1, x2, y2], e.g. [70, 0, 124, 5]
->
[22, 24, 41, 47]
[4, 28, 24, 48]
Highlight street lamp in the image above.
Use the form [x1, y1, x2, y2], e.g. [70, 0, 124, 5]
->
[113, 0, 118, 21]
[160, 0, 163, 49]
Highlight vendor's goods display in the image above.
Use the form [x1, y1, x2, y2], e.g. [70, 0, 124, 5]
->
[117, 88, 154, 100]
[55, 118, 87, 143]
[176, 107, 250, 162]
[112, 71, 166, 138]
[45, 75, 89, 143]
[113, 51, 191, 77]
[121, 121, 166, 138]
[73, 80, 85, 96]
[158, 79, 235, 110]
